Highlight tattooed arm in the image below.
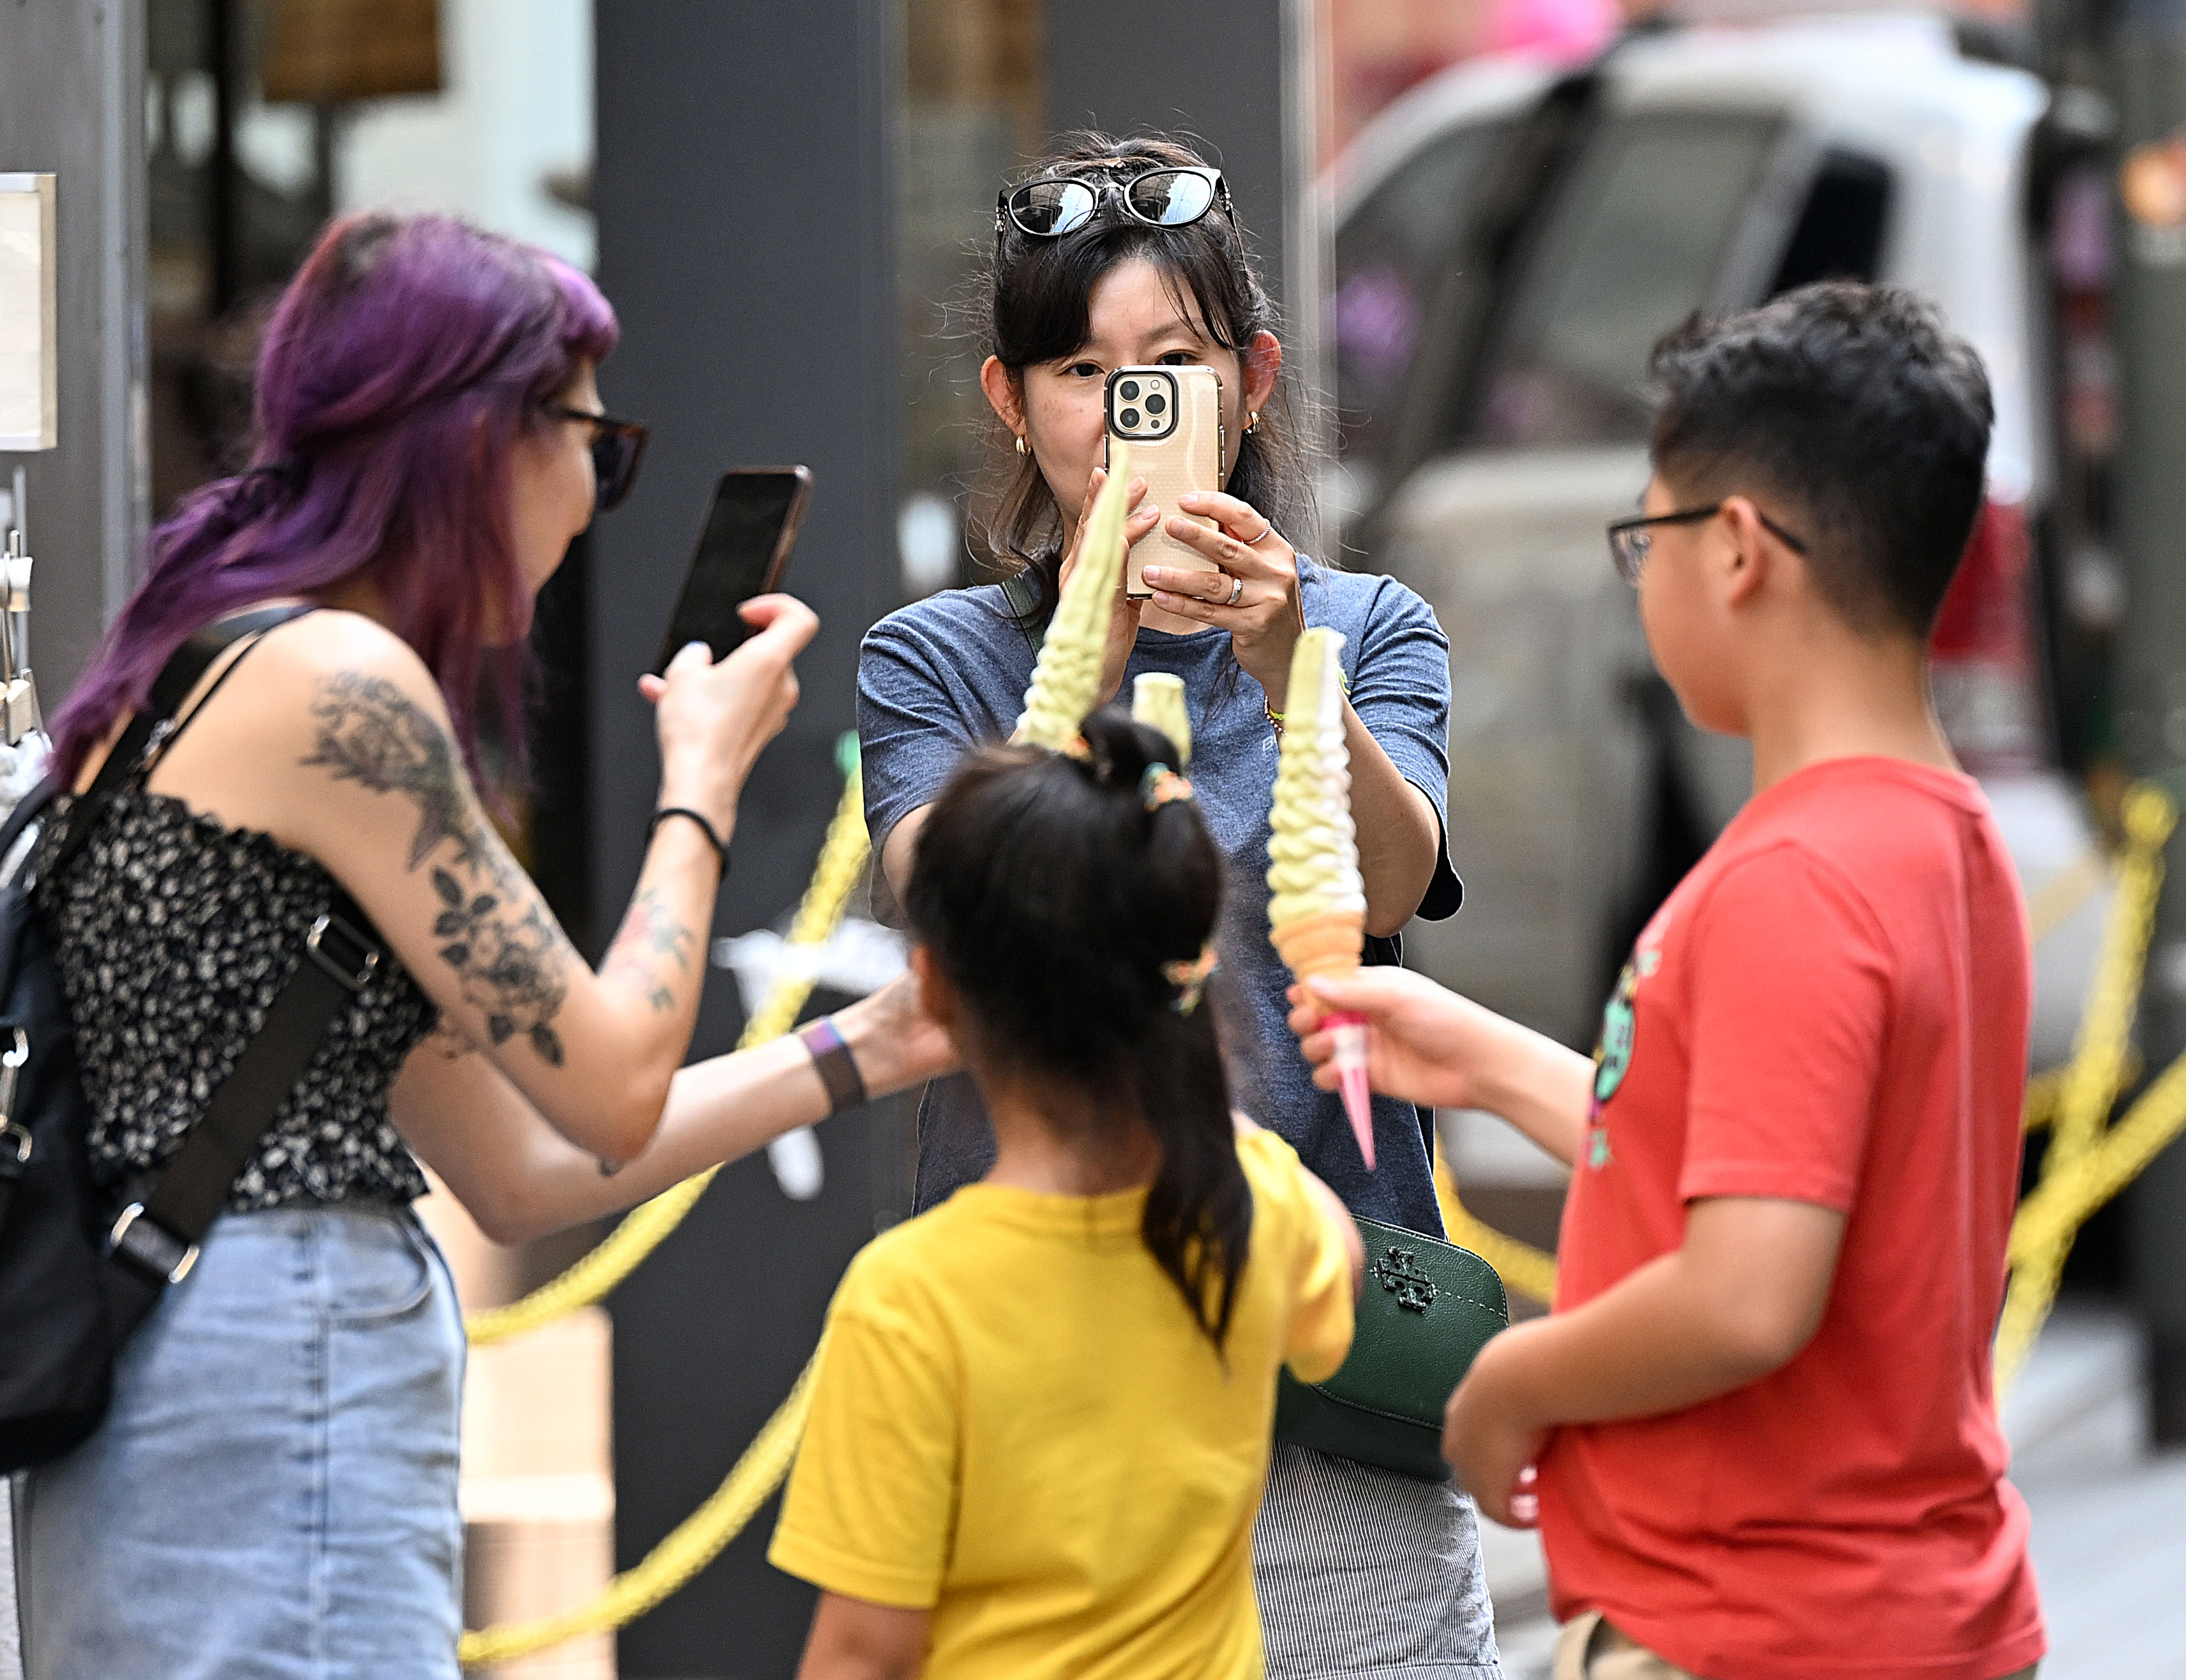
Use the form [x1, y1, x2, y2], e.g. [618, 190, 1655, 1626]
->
[391, 968, 958, 1243]
[599, 889, 697, 1015]
[160, 604, 818, 1164]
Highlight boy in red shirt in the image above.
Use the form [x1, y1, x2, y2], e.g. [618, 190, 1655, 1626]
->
[1296, 283, 2044, 1680]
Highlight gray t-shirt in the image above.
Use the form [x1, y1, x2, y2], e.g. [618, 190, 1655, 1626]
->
[859, 558, 1462, 1235]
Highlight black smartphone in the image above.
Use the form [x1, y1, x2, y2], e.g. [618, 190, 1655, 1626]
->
[652, 466, 813, 675]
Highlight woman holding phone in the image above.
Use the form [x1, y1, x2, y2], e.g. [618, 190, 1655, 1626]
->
[857, 135, 1493, 1677]
[20, 211, 952, 1679]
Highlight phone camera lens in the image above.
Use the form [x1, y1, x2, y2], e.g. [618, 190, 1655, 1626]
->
[1119, 408, 1141, 430]
[1119, 379, 1141, 401]
[1147, 392, 1167, 415]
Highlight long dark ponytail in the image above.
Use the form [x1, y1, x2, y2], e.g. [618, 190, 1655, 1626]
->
[905, 710, 1252, 1346]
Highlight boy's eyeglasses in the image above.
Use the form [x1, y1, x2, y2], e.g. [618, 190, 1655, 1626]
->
[539, 405, 650, 513]
[996, 165, 1232, 241]
[1606, 502, 1810, 587]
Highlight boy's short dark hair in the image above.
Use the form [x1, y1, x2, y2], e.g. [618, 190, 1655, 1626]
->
[1648, 282, 1993, 637]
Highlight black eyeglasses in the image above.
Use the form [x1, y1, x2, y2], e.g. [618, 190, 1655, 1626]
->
[997, 165, 1232, 241]
[1606, 501, 1810, 587]
[539, 405, 649, 513]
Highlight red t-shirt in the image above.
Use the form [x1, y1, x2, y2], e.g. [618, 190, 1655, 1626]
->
[1538, 757, 2045, 1680]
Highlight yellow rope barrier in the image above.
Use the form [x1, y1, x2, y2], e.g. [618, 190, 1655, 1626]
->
[2052, 788, 2169, 1165]
[2025, 848, 2108, 947]
[2022, 1065, 2065, 1134]
[2024, 1054, 2143, 1134]
[465, 751, 872, 1348]
[457, 742, 868, 1667]
[1996, 784, 2180, 1387]
[459, 1353, 821, 1669]
[1433, 1146, 1558, 1307]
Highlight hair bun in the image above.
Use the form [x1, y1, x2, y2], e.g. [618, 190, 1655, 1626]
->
[1077, 707, 1171, 797]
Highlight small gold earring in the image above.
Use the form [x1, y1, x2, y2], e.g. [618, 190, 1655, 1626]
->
[1246, 412, 1260, 433]
[1015, 435, 1030, 456]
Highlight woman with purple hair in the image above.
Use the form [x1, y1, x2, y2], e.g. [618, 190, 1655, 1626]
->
[15, 213, 952, 1677]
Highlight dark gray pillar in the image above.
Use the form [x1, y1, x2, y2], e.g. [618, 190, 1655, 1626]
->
[1041, 0, 1324, 400]
[0, 6, 145, 1661]
[0, 0, 147, 702]
[2108, 5, 2186, 1443]
[591, 4, 900, 1674]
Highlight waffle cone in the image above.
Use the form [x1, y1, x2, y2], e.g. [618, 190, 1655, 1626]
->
[1270, 909, 1364, 982]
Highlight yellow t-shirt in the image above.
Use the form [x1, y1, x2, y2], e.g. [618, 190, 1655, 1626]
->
[768, 1125, 1355, 1679]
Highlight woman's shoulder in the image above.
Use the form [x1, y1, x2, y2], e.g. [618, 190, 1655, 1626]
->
[1302, 562, 1447, 673]
[1302, 558, 1436, 627]
[250, 608, 441, 705]
[864, 581, 1024, 652]
[193, 611, 456, 774]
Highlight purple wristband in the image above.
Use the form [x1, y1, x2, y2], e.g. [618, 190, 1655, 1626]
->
[797, 1016, 867, 1116]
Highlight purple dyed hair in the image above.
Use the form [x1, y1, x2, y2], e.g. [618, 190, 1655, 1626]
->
[51, 211, 619, 792]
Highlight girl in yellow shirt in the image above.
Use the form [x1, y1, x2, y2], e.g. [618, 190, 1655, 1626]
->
[771, 711, 1364, 1679]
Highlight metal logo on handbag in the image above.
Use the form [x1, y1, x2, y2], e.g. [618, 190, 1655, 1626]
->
[1274, 1214, 1509, 1481]
[1373, 1244, 1439, 1312]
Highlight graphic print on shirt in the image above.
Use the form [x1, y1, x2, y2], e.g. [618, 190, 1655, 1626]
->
[1584, 920, 1666, 1171]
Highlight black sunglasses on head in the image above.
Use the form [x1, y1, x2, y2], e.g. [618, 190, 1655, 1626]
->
[1606, 500, 1810, 587]
[539, 404, 649, 513]
[997, 165, 1232, 241]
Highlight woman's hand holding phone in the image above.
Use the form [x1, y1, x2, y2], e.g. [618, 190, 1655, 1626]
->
[1060, 466, 1159, 708]
[1142, 490, 1303, 708]
[640, 594, 818, 836]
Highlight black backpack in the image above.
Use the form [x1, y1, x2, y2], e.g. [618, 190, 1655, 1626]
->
[0, 606, 385, 1471]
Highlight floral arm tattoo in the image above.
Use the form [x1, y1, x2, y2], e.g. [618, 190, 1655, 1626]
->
[305, 672, 572, 1067]
[601, 887, 697, 1014]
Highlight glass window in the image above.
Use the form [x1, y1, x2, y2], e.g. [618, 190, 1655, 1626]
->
[1331, 118, 1516, 477]
[1767, 149, 1894, 296]
[1468, 112, 1782, 450]
[896, 0, 1043, 597]
[145, 0, 596, 518]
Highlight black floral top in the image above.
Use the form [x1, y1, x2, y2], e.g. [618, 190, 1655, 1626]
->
[31, 790, 436, 1210]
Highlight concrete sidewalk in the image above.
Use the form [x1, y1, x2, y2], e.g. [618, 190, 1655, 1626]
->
[1488, 1300, 2183, 1679]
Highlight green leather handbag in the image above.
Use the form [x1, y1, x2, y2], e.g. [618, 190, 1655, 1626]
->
[1274, 1215, 1509, 1481]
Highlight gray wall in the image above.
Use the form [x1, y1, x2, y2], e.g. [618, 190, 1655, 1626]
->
[0, 8, 145, 1661]
[590, 5, 902, 1676]
[0, 0, 147, 708]
[2109, 11, 2186, 1442]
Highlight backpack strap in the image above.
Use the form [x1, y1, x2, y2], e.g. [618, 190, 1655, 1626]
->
[45, 603, 319, 885]
[43, 606, 387, 1289]
[107, 888, 378, 1286]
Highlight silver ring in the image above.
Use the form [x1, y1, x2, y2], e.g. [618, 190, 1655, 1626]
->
[1243, 521, 1274, 544]
[1226, 574, 1245, 608]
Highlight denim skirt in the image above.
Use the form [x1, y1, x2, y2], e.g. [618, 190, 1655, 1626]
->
[17, 1203, 465, 1680]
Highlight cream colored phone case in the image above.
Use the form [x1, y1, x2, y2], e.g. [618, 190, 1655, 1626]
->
[1104, 365, 1225, 598]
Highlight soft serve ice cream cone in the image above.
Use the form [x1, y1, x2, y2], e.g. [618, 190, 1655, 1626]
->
[1014, 440, 1131, 752]
[1131, 671, 1191, 767]
[1265, 627, 1377, 1166]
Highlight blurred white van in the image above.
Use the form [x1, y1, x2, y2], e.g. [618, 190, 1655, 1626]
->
[1330, 15, 2113, 1071]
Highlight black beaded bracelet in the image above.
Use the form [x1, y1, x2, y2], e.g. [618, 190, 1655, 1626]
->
[649, 806, 730, 880]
